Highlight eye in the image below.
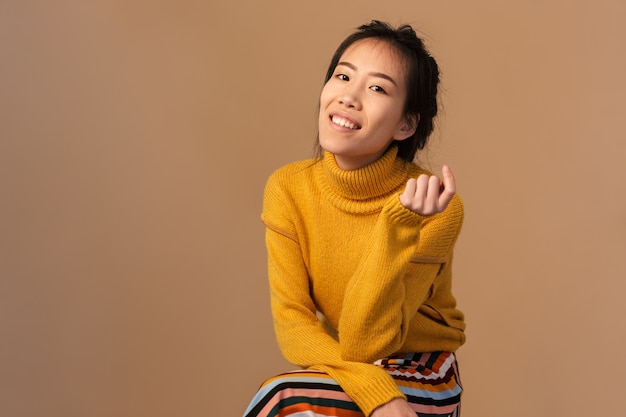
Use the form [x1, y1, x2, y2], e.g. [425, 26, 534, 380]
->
[370, 85, 386, 93]
[336, 73, 349, 81]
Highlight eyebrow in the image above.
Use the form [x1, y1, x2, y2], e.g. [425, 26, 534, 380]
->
[337, 61, 398, 87]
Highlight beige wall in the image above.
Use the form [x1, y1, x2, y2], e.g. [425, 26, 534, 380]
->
[1, 1, 625, 416]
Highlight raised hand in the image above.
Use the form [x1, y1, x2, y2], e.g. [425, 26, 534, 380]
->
[399, 165, 456, 216]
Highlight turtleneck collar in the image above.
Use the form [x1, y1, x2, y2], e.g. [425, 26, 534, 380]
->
[318, 145, 410, 214]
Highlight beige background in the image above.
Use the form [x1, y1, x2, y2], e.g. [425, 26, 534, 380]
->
[1, 1, 625, 416]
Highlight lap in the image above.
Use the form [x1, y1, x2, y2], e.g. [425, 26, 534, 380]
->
[244, 352, 462, 417]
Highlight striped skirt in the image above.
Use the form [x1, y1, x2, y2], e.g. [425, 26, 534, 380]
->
[243, 351, 462, 417]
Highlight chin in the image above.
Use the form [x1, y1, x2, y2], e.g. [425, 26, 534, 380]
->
[318, 138, 345, 156]
[319, 130, 349, 151]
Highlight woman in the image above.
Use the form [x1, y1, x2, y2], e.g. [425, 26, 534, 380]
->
[244, 20, 466, 417]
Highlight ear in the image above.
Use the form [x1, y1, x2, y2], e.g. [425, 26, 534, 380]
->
[393, 114, 419, 141]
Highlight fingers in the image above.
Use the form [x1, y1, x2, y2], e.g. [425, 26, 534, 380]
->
[400, 166, 457, 216]
[399, 178, 417, 207]
[437, 165, 456, 210]
[441, 165, 456, 198]
[426, 174, 441, 202]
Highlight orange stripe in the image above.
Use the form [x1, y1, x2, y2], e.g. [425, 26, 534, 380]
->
[390, 377, 456, 393]
[433, 353, 447, 370]
[281, 402, 363, 417]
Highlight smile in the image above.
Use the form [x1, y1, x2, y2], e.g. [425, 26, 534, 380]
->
[331, 115, 361, 130]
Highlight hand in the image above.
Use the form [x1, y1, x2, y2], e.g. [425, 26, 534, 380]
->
[399, 165, 456, 216]
[370, 398, 415, 417]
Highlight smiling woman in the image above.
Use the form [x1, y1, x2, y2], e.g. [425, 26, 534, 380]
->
[318, 21, 440, 165]
[318, 39, 415, 170]
[243, 20, 465, 417]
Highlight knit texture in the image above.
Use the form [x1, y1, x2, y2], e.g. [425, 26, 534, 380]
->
[261, 145, 465, 416]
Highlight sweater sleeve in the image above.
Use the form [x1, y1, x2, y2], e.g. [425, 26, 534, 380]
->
[262, 171, 407, 416]
[265, 228, 406, 415]
[338, 193, 464, 363]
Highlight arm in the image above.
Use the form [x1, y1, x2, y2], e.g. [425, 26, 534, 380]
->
[266, 227, 407, 416]
[262, 171, 407, 416]
[338, 167, 463, 362]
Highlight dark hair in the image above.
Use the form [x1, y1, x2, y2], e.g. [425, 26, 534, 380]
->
[318, 20, 440, 162]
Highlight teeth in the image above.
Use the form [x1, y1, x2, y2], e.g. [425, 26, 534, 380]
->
[332, 115, 358, 130]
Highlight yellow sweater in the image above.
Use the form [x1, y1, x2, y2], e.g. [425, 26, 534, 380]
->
[261, 145, 465, 416]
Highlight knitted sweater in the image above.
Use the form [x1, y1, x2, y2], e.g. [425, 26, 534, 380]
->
[261, 145, 465, 416]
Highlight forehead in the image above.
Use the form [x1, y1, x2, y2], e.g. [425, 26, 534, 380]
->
[339, 38, 407, 80]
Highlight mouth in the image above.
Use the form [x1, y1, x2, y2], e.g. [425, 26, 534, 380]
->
[330, 114, 361, 130]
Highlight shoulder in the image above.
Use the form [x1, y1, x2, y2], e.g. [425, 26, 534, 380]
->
[262, 158, 322, 233]
[414, 193, 464, 261]
[265, 158, 321, 192]
[442, 193, 464, 225]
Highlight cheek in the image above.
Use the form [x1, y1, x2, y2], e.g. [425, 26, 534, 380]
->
[319, 86, 332, 107]
[320, 79, 343, 106]
[382, 103, 406, 124]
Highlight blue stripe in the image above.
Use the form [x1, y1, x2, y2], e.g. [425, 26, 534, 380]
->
[399, 383, 462, 400]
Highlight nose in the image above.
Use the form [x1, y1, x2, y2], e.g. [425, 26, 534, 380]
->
[338, 84, 362, 110]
